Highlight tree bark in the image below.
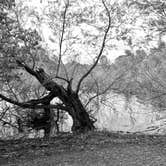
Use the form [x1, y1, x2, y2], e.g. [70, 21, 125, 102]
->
[42, 101, 52, 138]
[55, 109, 60, 134]
[64, 93, 95, 133]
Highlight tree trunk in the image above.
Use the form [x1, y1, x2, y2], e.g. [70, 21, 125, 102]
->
[71, 109, 95, 133]
[34, 93, 95, 137]
[43, 102, 52, 138]
[66, 93, 95, 133]
[55, 109, 60, 134]
[43, 122, 51, 138]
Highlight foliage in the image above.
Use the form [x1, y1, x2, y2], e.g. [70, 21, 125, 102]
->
[129, 0, 166, 38]
[106, 43, 166, 110]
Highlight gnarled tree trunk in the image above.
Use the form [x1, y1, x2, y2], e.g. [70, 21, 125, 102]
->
[41, 94, 95, 136]
[62, 92, 95, 133]
[0, 61, 96, 137]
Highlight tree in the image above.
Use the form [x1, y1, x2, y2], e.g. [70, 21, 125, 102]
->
[0, 0, 111, 137]
[129, 0, 166, 44]
[125, 0, 166, 110]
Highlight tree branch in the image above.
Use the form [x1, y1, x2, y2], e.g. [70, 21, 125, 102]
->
[25, 92, 55, 105]
[0, 106, 9, 120]
[16, 60, 38, 77]
[85, 71, 126, 107]
[76, 0, 111, 94]
[54, 76, 70, 83]
[16, 60, 67, 95]
[56, 0, 69, 76]
[0, 93, 68, 110]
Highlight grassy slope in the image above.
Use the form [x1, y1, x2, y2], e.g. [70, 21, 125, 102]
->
[0, 131, 166, 166]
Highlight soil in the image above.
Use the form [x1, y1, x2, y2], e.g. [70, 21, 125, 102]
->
[0, 131, 166, 166]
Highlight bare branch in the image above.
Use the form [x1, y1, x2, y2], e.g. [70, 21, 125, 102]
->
[16, 60, 38, 77]
[71, 63, 79, 79]
[144, 64, 166, 90]
[85, 71, 126, 107]
[0, 93, 68, 110]
[79, 65, 100, 96]
[25, 92, 55, 105]
[56, 0, 69, 76]
[0, 92, 54, 107]
[0, 119, 19, 130]
[145, 92, 166, 102]
[16, 60, 67, 96]
[0, 107, 9, 120]
[76, 0, 111, 94]
[6, 81, 19, 101]
[54, 76, 70, 83]
[60, 61, 70, 80]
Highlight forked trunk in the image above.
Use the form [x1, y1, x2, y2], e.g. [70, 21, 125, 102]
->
[33, 90, 95, 137]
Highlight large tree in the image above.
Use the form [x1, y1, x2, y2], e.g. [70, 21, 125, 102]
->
[0, 0, 112, 137]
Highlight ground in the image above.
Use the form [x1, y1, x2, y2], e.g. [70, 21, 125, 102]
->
[0, 131, 166, 166]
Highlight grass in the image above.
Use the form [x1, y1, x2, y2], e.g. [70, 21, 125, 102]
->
[0, 131, 166, 166]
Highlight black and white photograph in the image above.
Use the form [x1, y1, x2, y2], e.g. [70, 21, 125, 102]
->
[0, 0, 166, 165]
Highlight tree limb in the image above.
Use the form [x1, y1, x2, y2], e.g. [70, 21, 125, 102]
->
[54, 76, 70, 83]
[25, 92, 55, 105]
[0, 93, 68, 110]
[0, 106, 9, 120]
[16, 60, 67, 95]
[76, 0, 111, 94]
[16, 60, 38, 77]
[56, 0, 69, 76]
[85, 71, 126, 107]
